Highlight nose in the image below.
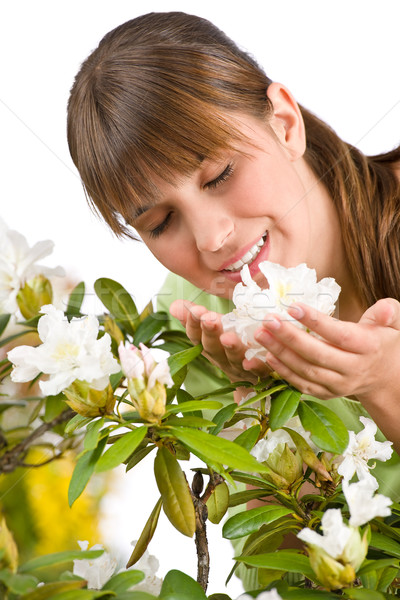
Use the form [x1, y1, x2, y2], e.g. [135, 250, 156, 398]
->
[192, 212, 234, 253]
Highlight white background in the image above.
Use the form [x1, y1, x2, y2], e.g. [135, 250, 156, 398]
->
[1, 1, 399, 596]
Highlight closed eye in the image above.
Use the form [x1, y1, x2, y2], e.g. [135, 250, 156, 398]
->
[205, 163, 234, 189]
[148, 211, 173, 239]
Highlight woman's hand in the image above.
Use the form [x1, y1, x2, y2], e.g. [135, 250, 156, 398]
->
[170, 299, 269, 384]
[253, 298, 400, 403]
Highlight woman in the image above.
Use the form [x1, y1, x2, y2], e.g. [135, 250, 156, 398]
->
[67, 11, 400, 469]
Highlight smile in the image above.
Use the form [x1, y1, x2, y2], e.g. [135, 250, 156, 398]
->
[224, 233, 267, 272]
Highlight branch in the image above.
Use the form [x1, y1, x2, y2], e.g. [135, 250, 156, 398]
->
[0, 408, 74, 474]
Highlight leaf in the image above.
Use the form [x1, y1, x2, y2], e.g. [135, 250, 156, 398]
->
[169, 427, 272, 474]
[343, 588, 387, 599]
[0, 570, 38, 594]
[233, 425, 261, 452]
[0, 313, 11, 337]
[269, 388, 301, 430]
[357, 558, 400, 576]
[167, 345, 203, 377]
[236, 550, 315, 581]
[154, 447, 196, 537]
[64, 414, 92, 434]
[66, 282, 85, 319]
[298, 399, 349, 454]
[223, 505, 293, 539]
[126, 498, 163, 568]
[83, 418, 105, 451]
[17, 581, 88, 600]
[20, 550, 104, 572]
[209, 403, 237, 435]
[44, 394, 66, 422]
[164, 416, 216, 428]
[96, 426, 147, 472]
[206, 481, 230, 524]
[369, 531, 400, 558]
[228, 489, 271, 507]
[160, 570, 207, 599]
[126, 444, 156, 471]
[94, 278, 138, 334]
[164, 401, 223, 416]
[68, 436, 108, 506]
[133, 312, 168, 345]
[102, 569, 144, 592]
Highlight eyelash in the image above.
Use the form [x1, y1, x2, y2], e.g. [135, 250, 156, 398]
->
[148, 163, 234, 239]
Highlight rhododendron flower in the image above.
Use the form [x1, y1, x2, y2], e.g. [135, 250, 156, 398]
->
[8, 305, 120, 395]
[338, 416, 393, 486]
[251, 416, 317, 462]
[298, 509, 353, 559]
[222, 261, 340, 361]
[0, 218, 64, 314]
[73, 540, 117, 589]
[342, 478, 392, 527]
[128, 540, 163, 595]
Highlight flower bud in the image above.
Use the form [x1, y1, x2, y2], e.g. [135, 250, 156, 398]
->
[129, 380, 166, 423]
[342, 527, 368, 572]
[0, 516, 18, 573]
[103, 315, 124, 346]
[261, 443, 303, 489]
[307, 544, 355, 590]
[63, 380, 115, 417]
[16, 275, 53, 319]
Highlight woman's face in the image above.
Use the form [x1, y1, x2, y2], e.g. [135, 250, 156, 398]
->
[132, 113, 345, 299]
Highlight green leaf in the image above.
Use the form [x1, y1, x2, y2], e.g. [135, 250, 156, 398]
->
[228, 488, 271, 507]
[126, 444, 156, 471]
[357, 558, 400, 576]
[83, 418, 105, 451]
[369, 531, 400, 558]
[44, 394, 66, 422]
[160, 570, 207, 600]
[126, 498, 163, 568]
[64, 414, 92, 434]
[236, 550, 315, 580]
[17, 581, 88, 600]
[133, 312, 168, 345]
[102, 569, 144, 592]
[164, 416, 216, 428]
[154, 447, 196, 537]
[206, 481, 230, 524]
[167, 345, 203, 378]
[343, 588, 387, 599]
[233, 425, 261, 452]
[0, 570, 38, 594]
[269, 388, 301, 430]
[169, 427, 272, 474]
[66, 282, 85, 319]
[0, 313, 11, 337]
[94, 277, 138, 334]
[223, 505, 293, 539]
[209, 403, 237, 435]
[20, 550, 104, 573]
[68, 436, 108, 506]
[96, 426, 148, 472]
[164, 401, 223, 416]
[298, 399, 349, 454]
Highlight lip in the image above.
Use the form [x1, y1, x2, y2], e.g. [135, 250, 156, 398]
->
[220, 232, 270, 282]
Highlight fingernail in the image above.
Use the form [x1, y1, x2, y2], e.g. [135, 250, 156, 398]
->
[264, 316, 281, 331]
[202, 321, 216, 331]
[288, 304, 305, 319]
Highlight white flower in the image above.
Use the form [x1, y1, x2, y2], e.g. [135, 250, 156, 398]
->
[118, 342, 173, 389]
[342, 478, 392, 527]
[7, 305, 120, 395]
[128, 541, 163, 595]
[73, 540, 117, 589]
[297, 509, 352, 559]
[338, 416, 393, 486]
[0, 218, 64, 314]
[251, 416, 318, 462]
[222, 261, 340, 361]
[238, 589, 282, 600]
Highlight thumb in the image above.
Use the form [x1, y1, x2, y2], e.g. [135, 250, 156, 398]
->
[360, 298, 400, 329]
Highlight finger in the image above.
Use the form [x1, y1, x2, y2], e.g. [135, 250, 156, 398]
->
[286, 303, 365, 353]
[185, 304, 208, 345]
[256, 314, 346, 372]
[170, 299, 196, 326]
[360, 298, 400, 329]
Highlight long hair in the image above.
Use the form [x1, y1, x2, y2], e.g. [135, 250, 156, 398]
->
[67, 11, 400, 307]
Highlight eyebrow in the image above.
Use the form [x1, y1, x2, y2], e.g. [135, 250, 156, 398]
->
[133, 204, 153, 219]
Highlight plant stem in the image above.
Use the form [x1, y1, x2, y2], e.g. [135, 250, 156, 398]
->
[193, 495, 209, 592]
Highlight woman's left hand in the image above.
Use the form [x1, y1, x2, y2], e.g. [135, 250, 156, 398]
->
[251, 298, 400, 402]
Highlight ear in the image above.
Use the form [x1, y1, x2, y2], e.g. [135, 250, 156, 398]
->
[266, 82, 306, 160]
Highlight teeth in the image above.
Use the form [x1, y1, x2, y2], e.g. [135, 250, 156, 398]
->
[225, 234, 266, 272]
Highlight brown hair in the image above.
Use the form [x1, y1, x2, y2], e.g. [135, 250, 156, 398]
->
[67, 11, 400, 307]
